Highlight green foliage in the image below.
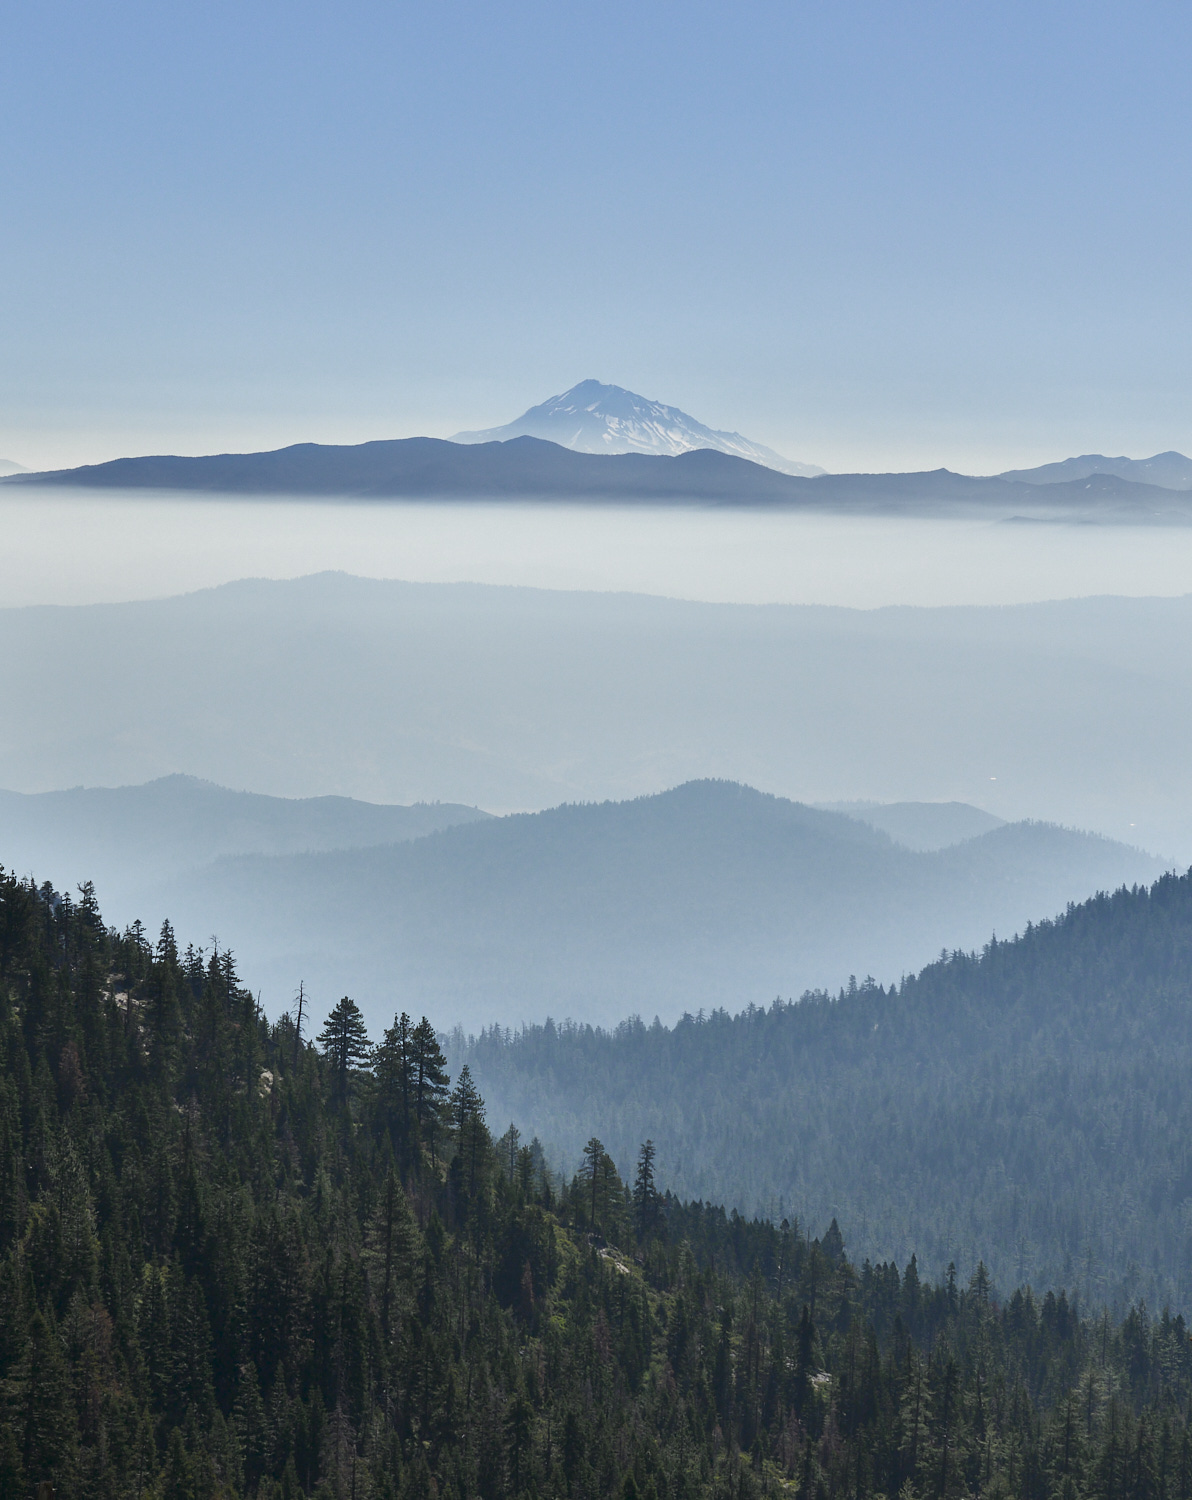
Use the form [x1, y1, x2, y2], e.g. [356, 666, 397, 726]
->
[3, 863, 1192, 1500]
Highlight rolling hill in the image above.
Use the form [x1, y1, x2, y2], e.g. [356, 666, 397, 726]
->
[130, 780, 1165, 1034]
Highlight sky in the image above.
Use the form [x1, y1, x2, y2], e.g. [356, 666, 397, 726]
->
[3, 1, 1191, 474]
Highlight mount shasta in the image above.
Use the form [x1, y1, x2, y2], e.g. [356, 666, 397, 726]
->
[453, 378, 824, 475]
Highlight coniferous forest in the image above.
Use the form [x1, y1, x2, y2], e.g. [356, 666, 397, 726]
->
[453, 871, 1192, 1311]
[7, 864, 1192, 1500]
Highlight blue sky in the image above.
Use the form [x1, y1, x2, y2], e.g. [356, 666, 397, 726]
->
[2, 1, 1190, 472]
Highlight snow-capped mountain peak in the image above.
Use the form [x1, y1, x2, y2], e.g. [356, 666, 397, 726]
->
[452, 379, 823, 477]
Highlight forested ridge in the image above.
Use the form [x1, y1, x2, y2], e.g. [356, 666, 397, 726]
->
[6, 867, 1192, 1500]
[454, 869, 1192, 1312]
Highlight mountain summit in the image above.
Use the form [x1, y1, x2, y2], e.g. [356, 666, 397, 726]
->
[452, 378, 824, 476]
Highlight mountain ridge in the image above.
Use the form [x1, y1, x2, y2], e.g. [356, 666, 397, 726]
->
[0, 773, 488, 900]
[132, 778, 1165, 1035]
[8, 432, 1192, 515]
[1000, 449, 1192, 489]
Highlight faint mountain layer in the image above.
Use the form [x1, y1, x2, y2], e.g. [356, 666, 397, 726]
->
[142, 780, 1163, 1035]
[0, 774, 487, 905]
[3, 574, 1192, 857]
[1000, 451, 1192, 489]
[0, 458, 27, 476]
[814, 799, 1005, 851]
[452, 378, 824, 476]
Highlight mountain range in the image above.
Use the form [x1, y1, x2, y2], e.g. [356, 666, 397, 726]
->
[0, 770, 1161, 1035]
[0, 774, 486, 898]
[4, 574, 1192, 855]
[5, 376, 1192, 515]
[9, 436, 1192, 516]
[452, 378, 825, 475]
[1002, 450, 1192, 489]
[28, 777, 1154, 1036]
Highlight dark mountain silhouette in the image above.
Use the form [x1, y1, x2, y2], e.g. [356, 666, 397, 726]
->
[6, 433, 1191, 513]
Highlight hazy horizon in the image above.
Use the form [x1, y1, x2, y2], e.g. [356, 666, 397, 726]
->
[6, 489, 1192, 612]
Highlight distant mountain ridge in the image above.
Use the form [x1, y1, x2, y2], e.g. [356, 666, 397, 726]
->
[5, 575, 1192, 855]
[0, 774, 488, 904]
[0, 458, 27, 476]
[135, 779, 1165, 1035]
[452, 378, 824, 476]
[8, 434, 1192, 516]
[1000, 450, 1192, 489]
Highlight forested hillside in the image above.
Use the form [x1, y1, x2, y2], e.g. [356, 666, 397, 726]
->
[455, 868, 1192, 1312]
[7, 865, 1192, 1500]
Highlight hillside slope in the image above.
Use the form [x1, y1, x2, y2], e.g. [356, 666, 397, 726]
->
[813, 799, 1005, 850]
[457, 866, 1192, 1308]
[3, 864, 1187, 1500]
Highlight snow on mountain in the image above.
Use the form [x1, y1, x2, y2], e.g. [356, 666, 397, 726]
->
[452, 379, 824, 477]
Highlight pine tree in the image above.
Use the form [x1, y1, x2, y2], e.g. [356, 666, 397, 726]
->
[21, 1309, 73, 1486]
[411, 1017, 450, 1166]
[582, 1138, 606, 1234]
[450, 1065, 488, 1199]
[374, 1012, 416, 1168]
[633, 1140, 659, 1240]
[318, 997, 371, 1107]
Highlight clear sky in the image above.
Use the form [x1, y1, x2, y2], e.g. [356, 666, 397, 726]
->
[3, 1, 1190, 473]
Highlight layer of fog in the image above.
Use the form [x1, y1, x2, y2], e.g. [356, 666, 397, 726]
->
[6, 488, 1192, 609]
